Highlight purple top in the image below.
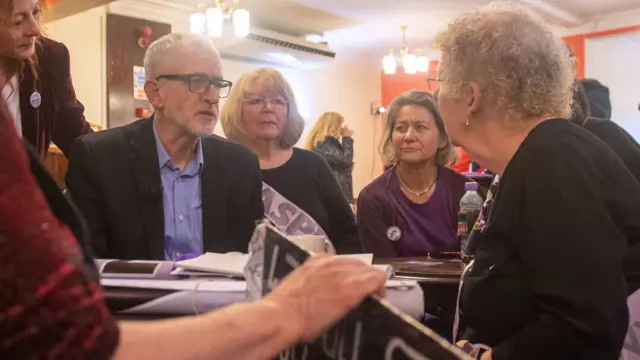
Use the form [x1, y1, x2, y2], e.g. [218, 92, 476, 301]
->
[357, 166, 470, 257]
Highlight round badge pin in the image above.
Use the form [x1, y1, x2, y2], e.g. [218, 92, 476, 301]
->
[30, 92, 41, 108]
[386, 226, 401, 241]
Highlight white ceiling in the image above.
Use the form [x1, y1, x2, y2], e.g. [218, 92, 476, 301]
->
[168, 0, 640, 58]
[289, 0, 640, 57]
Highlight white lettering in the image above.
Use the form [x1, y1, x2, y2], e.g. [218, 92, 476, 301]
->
[267, 245, 280, 290]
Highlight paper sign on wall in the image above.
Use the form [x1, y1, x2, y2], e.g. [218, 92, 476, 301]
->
[133, 66, 147, 100]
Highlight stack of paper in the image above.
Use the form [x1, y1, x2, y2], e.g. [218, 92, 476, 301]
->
[172, 252, 249, 278]
[172, 252, 393, 279]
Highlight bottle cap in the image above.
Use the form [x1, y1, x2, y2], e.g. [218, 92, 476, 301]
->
[465, 182, 479, 191]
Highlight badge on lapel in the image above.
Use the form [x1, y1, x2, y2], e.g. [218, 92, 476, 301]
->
[30, 92, 41, 108]
[386, 226, 401, 241]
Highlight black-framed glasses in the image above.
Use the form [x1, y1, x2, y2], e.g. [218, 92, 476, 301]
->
[157, 74, 233, 98]
[426, 77, 443, 92]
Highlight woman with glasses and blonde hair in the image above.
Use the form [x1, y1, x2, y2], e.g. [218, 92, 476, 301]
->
[357, 90, 468, 258]
[305, 111, 354, 203]
[434, 9, 640, 359]
[220, 68, 361, 254]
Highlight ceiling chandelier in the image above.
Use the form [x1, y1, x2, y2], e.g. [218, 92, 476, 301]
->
[189, 0, 250, 38]
[382, 26, 429, 75]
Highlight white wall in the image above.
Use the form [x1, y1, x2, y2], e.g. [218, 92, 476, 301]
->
[585, 30, 640, 140]
[44, 7, 106, 127]
[44, 1, 382, 195]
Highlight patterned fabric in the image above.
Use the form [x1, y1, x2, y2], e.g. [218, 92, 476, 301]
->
[0, 101, 119, 359]
[312, 136, 354, 203]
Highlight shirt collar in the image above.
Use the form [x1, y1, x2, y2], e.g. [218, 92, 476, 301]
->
[152, 120, 204, 174]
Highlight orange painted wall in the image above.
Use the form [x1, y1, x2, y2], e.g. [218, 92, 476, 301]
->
[381, 24, 640, 104]
[563, 25, 640, 80]
[380, 60, 439, 107]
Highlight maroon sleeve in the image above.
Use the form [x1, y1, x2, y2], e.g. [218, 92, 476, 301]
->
[356, 185, 398, 258]
[49, 41, 92, 158]
[0, 101, 118, 359]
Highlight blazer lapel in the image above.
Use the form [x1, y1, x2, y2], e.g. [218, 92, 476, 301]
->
[201, 138, 228, 253]
[130, 118, 165, 260]
[19, 67, 42, 155]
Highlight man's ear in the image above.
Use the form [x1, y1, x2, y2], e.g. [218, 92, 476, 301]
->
[144, 80, 163, 109]
[467, 81, 483, 115]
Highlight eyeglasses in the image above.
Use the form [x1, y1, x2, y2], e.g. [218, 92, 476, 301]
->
[426, 77, 443, 92]
[243, 97, 288, 110]
[156, 74, 233, 98]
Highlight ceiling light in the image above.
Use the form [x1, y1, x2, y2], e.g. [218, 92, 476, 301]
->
[190, 0, 250, 38]
[382, 26, 430, 75]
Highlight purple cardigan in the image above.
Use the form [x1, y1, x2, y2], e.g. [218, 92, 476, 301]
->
[357, 167, 469, 258]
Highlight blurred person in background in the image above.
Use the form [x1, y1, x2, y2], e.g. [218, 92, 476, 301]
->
[0, 93, 386, 358]
[220, 67, 361, 254]
[570, 71, 640, 186]
[305, 111, 355, 204]
[0, 0, 92, 158]
[435, 9, 640, 359]
[357, 90, 467, 258]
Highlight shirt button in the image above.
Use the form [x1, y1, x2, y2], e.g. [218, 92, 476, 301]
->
[179, 215, 185, 221]
[176, 252, 181, 258]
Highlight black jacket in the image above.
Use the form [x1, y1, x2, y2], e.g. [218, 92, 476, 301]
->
[65, 117, 264, 260]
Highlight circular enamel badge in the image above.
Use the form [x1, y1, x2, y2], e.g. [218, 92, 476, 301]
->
[386, 226, 401, 241]
[30, 92, 41, 108]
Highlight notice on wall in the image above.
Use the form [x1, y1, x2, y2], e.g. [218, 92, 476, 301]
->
[133, 66, 147, 100]
[255, 223, 471, 360]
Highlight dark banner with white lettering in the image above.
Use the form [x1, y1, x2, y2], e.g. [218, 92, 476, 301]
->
[260, 225, 471, 360]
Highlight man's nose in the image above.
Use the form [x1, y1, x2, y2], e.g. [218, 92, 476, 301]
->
[202, 85, 220, 104]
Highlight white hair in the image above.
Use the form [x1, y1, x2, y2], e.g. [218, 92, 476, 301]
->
[143, 32, 220, 80]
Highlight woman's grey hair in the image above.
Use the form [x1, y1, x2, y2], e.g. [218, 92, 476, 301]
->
[143, 32, 219, 80]
[220, 67, 304, 149]
[380, 90, 456, 167]
[433, 10, 575, 122]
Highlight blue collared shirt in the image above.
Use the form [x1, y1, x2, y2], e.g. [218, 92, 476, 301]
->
[153, 124, 204, 261]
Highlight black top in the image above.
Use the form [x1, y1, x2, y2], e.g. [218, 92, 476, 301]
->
[261, 148, 361, 254]
[21, 37, 92, 159]
[312, 136, 354, 203]
[460, 119, 640, 360]
[65, 117, 264, 260]
[583, 117, 640, 184]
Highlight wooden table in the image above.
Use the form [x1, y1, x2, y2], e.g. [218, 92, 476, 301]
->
[374, 257, 465, 284]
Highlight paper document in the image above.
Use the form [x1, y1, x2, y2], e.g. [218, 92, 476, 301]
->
[100, 278, 247, 292]
[175, 252, 250, 276]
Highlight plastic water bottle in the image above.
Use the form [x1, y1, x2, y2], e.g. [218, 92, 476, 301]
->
[457, 182, 483, 261]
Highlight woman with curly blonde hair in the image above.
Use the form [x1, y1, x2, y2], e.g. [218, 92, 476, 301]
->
[305, 111, 354, 203]
[434, 9, 640, 360]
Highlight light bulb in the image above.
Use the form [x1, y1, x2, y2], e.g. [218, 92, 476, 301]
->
[205, 7, 224, 38]
[189, 12, 206, 34]
[382, 53, 397, 75]
[416, 55, 430, 73]
[402, 53, 416, 74]
[233, 8, 250, 38]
